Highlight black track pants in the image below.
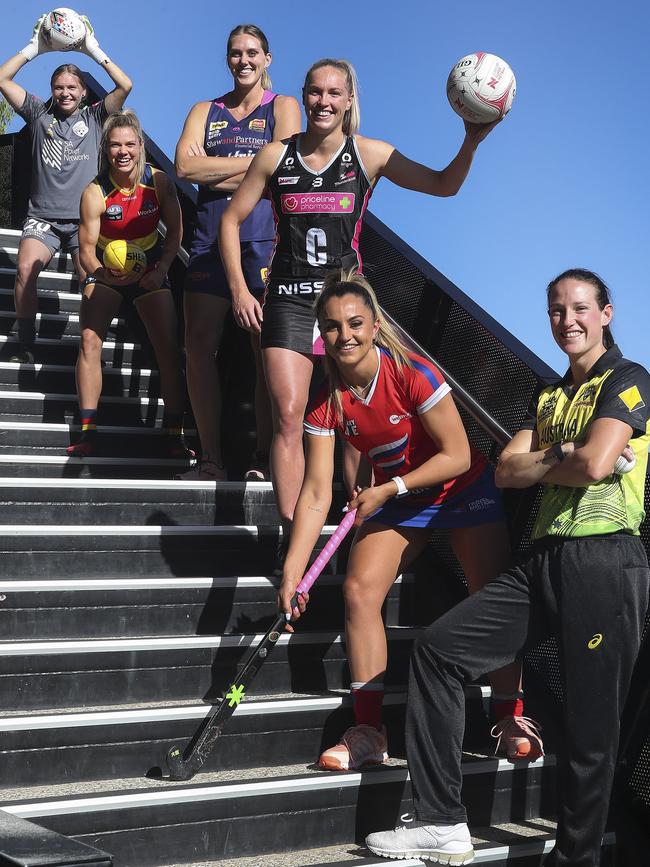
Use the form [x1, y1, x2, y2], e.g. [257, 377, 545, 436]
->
[405, 533, 649, 867]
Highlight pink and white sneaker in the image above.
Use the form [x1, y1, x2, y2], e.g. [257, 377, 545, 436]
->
[318, 724, 388, 771]
[491, 715, 544, 761]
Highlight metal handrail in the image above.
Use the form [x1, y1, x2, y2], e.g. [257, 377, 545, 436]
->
[383, 308, 513, 448]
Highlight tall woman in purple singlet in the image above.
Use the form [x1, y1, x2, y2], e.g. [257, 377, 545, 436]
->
[174, 24, 300, 480]
[220, 59, 498, 553]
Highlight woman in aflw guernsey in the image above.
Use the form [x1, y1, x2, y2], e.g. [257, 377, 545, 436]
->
[69, 110, 190, 461]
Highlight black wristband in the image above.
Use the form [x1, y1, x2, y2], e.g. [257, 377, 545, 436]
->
[551, 442, 565, 463]
[82, 275, 97, 287]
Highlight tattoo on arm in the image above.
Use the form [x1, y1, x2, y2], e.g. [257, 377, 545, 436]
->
[307, 506, 322, 513]
[204, 171, 228, 179]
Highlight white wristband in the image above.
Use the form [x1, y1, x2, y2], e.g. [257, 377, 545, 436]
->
[391, 476, 409, 498]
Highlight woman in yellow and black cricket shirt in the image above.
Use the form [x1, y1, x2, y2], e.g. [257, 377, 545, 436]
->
[365, 268, 650, 867]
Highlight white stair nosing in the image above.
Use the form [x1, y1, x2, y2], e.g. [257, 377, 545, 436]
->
[0, 390, 163, 406]
[0, 246, 70, 262]
[0, 572, 381, 592]
[4, 688, 498, 732]
[0, 627, 418, 655]
[0, 695, 360, 731]
[0, 477, 267, 489]
[5, 768, 409, 818]
[1, 758, 559, 820]
[0, 454, 188, 466]
[0, 334, 137, 350]
[0, 522, 335, 535]
[0, 266, 75, 283]
[0, 310, 123, 327]
[0, 422, 188, 435]
[0, 576, 281, 591]
[0, 361, 156, 377]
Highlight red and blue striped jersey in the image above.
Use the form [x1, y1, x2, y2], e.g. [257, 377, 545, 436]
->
[305, 348, 487, 506]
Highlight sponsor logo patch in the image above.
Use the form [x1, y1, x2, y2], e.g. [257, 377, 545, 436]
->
[209, 121, 228, 131]
[278, 176, 300, 185]
[249, 118, 266, 130]
[588, 633, 603, 649]
[618, 385, 645, 413]
[280, 193, 355, 214]
[72, 120, 88, 137]
[276, 280, 323, 295]
[105, 204, 123, 221]
[345, 420, 359, 437]
[138, 201, 158, 217]
[389, 413, 411, 424]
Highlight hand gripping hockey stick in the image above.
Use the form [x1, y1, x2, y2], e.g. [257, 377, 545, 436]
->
[166, 508, 357, 780]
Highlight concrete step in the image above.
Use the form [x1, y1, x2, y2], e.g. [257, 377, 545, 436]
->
[0, 628, 417, 711]
[0, 759, 559, 867]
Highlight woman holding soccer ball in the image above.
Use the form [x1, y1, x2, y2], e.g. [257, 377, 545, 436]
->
[365, 269, 650, 865]
[0, 12, 132, 363]
[219, 57, 498, 567]
[174, 24, 301, 481]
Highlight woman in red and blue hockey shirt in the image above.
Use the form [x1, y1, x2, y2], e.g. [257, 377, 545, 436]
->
[278, 271, 543, 772]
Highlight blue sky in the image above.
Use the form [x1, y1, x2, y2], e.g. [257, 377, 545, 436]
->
[4, 0, 649, 374]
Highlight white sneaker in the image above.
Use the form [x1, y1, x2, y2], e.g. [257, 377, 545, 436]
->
[366, 813, 474, 863]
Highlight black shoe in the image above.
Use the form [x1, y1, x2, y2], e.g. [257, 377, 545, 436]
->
[245, 451, 270, 482]
[161, 435, 196, 461]
[9, 345, 35, 364]
[67, 431, 98, 458]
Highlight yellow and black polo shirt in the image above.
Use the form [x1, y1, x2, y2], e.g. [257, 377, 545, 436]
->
[521, 345, 650, 539]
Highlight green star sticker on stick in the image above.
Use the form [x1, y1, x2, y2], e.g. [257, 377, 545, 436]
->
[226, 683, 246, 707]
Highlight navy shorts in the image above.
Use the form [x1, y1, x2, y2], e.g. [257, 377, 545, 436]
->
[184, 239, 273, 300]
[21, 217, 80, 257]
[368, 465, 505, 529]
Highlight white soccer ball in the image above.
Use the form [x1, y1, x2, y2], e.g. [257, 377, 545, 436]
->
[447, 52, 516, 124]
[42, 8, 86, 52]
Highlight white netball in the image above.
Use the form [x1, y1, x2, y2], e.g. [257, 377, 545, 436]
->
[447, 52, 516, 124]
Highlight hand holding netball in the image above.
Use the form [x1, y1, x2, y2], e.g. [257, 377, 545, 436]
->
[447, 52, 516, 124]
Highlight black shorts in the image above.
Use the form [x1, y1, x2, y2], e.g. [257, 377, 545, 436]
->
[261, 278, 325, 355]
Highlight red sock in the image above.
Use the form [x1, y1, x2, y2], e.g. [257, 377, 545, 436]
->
[492, 697, 524, 721]
[351, 683, 384, 729]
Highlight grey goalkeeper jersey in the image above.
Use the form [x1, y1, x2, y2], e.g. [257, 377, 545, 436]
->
[17, 92, 107, 221]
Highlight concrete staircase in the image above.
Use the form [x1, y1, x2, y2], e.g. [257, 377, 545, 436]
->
[0, 227, 610, 866]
